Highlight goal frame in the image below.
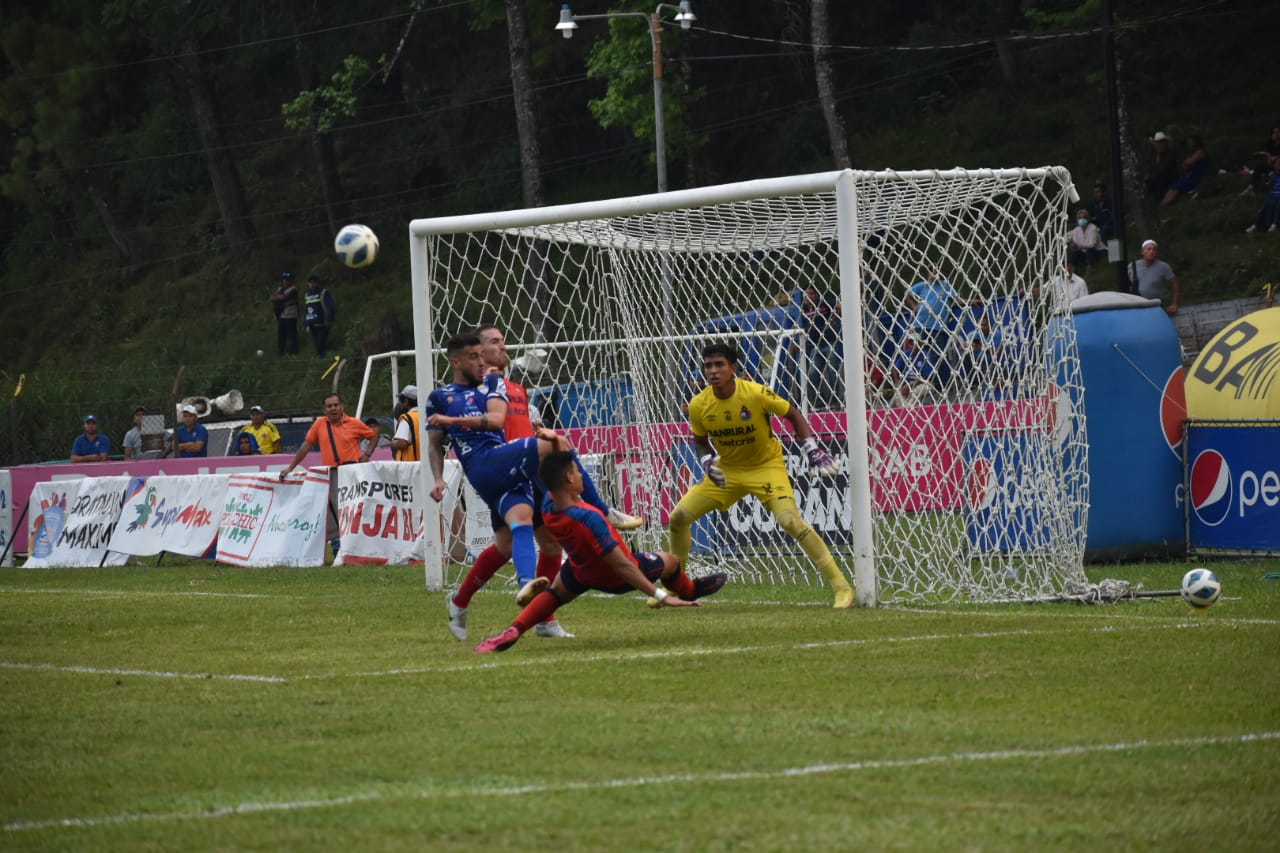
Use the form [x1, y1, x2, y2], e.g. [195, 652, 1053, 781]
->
[408, 167, 1078, 602]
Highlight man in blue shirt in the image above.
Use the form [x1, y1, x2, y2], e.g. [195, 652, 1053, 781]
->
[70, 414, 111, 462]
[172, 404, 209, 458]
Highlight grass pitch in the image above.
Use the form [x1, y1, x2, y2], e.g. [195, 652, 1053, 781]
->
[2, 559, 1278, 851]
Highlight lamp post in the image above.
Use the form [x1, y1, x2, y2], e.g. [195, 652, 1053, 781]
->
[556, 1, 695, 194]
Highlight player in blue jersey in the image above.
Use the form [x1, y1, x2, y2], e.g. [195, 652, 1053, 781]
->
[427, 331, 638, 639]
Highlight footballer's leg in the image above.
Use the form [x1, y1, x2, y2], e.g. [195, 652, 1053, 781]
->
[767, 495, 854, 608]
[667, 485, 722, 568]
[653, 551, 727, 600]
[475, 568, 583, 654]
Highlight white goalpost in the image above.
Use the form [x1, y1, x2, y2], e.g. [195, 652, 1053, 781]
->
[409, 168, 1090, 604]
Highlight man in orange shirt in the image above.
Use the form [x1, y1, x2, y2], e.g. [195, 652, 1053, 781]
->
[278, 393, 378, 479]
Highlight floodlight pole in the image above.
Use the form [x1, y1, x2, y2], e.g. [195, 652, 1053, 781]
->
[556, 2, 696, 194]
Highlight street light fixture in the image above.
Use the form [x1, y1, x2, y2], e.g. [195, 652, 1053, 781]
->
[556, 2, 696, 193]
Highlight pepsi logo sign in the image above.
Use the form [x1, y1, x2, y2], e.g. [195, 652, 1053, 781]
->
[1189, 449, 1232, 526]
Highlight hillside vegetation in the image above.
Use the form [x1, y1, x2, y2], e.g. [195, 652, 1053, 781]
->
[1, 0, 1277, 465]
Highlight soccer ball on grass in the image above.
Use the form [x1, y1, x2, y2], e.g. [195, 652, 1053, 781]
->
[334, 224, 379, 268]
[1180, 568, 1221, 608]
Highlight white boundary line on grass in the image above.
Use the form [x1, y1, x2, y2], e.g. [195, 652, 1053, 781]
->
[7, 730, 1278, 833]
[0, 662, 286, 683]
[3, 619, 1267, 684]
[0, 588, 273, 599]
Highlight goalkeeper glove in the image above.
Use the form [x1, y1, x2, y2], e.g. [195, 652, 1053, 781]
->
[802, 437, 841, 477]
[700, 453, 727, 488]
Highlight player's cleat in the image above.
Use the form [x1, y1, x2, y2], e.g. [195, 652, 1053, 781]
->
[689, 572, 729, 600]
[474, 626, 521, 654]
[534, 620, 575, 638]
[833, 585, 855, 609]
[608, 507, 644, 530]
[446, 596, 468, 640]
[515, 576, 550, 606]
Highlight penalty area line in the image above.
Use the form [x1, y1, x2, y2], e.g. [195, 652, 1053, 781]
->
[7, 731, 1278, 833]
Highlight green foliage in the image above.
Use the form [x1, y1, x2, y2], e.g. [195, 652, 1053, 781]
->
[282, 55, 374, 134]
[1, 560, 1278, 847]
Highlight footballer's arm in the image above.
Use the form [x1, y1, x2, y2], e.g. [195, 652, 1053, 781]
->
[427, 429, 449, 503]
[602, 548, 697, 608]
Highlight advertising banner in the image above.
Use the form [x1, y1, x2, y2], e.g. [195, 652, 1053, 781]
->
[107, 474, 228, 558]
[216, 470, 329, 567]
[23, 477, 132, 568]
[333, 462, 424, 566]
[963, 430, 1052, 553]
[0, 469, 11, 567]
[1186, 422, 1280, 553]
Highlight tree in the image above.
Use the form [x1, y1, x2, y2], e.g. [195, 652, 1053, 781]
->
[811, 0, 850, 168]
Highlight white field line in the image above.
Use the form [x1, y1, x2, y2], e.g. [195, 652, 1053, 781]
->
[6, 730, 1278, 833]
[0, 588, 272, 599]
[3, 618, 1273, 685]
[0, 662, 286, 683]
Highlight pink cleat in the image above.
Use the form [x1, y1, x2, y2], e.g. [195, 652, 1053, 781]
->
[474, 626, 521, 654]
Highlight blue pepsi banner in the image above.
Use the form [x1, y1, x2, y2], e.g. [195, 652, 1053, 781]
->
[963, 430, 1051, 553]
[1186, 422, 1280, 553]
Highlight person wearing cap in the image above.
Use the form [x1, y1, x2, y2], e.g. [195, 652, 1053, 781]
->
[270, 272, 300, 356]
[390, 385, 422, 462]
[242, 405, 282, 455]
[122, 405, 154, 460]
[71, 414, 111, 463]
[172, 405, 209, 458]
[1146, 132, 1178, 201]
[1129, 239, 1181, 316]
[303, 275, 336, 357]
[278, 393, 377, 480]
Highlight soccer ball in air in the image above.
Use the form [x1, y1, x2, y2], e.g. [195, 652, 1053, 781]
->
[334, 224, 379, 268]
[1180, 568, 1221, 608]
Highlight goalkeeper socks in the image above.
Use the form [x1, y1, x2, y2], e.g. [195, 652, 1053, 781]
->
[573, 454, 610, 515]
[512, 590, 559, 633]
[454, 544, 507, 608]
[536, 550, 563, 581]
[511, 523, 537, 585]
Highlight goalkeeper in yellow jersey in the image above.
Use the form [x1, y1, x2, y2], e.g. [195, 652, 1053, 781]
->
[669, 341, 854, 608]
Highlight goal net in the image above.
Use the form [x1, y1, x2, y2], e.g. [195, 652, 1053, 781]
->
[410, 169, 1089, 604]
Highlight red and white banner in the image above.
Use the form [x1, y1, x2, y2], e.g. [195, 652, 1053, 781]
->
[333, 462, 424, 565]
[216, 470, 330, 567]
[108, 474, 228, 558]
[23, 477, 132, 568]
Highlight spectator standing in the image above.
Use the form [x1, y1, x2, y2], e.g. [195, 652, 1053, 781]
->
[1245, 158, 1280, 233]
[270, 272, 300, 356]
[390, 385, 422, 462]
[1241, 126, 1280, 194]
[1068, 209, 1106, 271]
[172, 405, 209, 458]
[242, 405, 282, 454]
[1130, 239, 1181, 315]
[905, 271, 962, 360]
[71, 414, 111, 462]
[278, 393, 377, 478]
[1088, 182, 1114, 241]
[792, 286, 842, 409]
[122, 405, 151, 460]
[1146, 132, 1178, 201]
[303, 275, 336, 357]
[1161, 134, 1211, 206]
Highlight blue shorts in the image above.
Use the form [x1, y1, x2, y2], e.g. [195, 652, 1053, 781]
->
[462, 437, 540, 520]
[559, 551, 666, 596]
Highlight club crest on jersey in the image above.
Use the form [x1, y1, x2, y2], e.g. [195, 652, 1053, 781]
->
[739, 406, 751, 421]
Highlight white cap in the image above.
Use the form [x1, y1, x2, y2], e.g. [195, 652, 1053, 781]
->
[181, 404, 199, 415]
[1141, 239, 1157, 250]
[1151, 131, 1169, 142]
[399, 385, 418, 402]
